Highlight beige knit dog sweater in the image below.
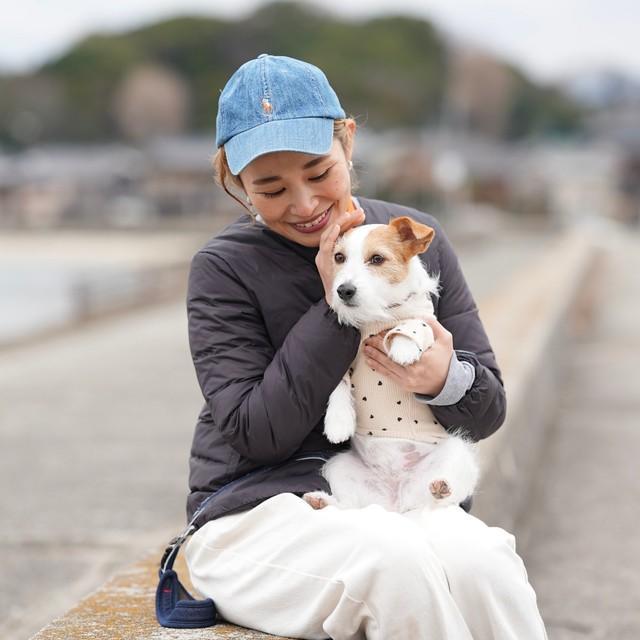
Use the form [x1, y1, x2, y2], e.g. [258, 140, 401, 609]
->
[351, 318, 449, 443]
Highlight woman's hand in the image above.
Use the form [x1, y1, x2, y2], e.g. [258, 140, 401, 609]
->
[316, 206, 365, 304]
[363, 317, 454, 396]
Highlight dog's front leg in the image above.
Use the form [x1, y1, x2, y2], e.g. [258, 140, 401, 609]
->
[323, 374, 357, 444]
[384, 318, 435, 366]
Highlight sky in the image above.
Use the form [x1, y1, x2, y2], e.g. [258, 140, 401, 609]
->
[1, 0, 639, 82]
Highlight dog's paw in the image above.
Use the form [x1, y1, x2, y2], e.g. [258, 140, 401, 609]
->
[429, 479, 452, 500]
[324, 403, 356, 443]
[386, 335, 423, 366]
[302, 491, 336, 510]
[324, 418, 356, 443]
[324, 380, 356, 443]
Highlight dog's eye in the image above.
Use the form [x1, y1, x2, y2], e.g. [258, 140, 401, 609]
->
[369, 254, 385, 265]
[334, 252, 346, 264]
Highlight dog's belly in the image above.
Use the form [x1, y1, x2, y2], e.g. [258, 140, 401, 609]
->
[352, 432, 442, 477]
[323, 434, 444, 511]
[322, 431, 479, 512]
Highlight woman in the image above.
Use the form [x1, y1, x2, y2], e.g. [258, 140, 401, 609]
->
[183, 54, 547, 639]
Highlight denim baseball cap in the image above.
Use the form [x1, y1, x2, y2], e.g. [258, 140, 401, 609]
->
[216, 54, 346, 175]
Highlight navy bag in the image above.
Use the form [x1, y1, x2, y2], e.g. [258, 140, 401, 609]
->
[155, 524, 217, 629]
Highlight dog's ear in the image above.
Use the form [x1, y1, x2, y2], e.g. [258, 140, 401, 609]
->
[389, 217, 435, 257]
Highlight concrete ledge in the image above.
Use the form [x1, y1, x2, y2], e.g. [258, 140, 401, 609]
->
[474, 229, 599, 532]
[30, 230, 597, 639]
[30, 550, 283, 640]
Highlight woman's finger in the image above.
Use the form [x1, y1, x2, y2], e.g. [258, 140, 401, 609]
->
[424, 316, 453, 346]
[318, 223, 341, 255]
[327, 207, 364, 237]
[318, 208, 364, 260]
[364, 345, 406, 379]
[319, 206, 356, 244]
[338, 207, 365, 234]
[364, 354, 400, 384]
[363, 334, 385, 350]
[424, 315, 446, 337]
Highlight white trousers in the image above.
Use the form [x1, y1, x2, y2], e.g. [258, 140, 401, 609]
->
[185, 493, 547, 640]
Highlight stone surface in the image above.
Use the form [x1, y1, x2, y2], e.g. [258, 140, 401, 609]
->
[30, 551, 287, 640]
[519, 231, 640, 639]
[0, 302, 202, 639]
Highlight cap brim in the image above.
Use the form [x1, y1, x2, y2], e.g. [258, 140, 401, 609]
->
[224, 117, 335, 175]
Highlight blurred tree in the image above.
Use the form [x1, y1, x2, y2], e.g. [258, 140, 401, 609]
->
[0, 75, 66, 147]
[446, 47, 513, 137]
[40, 34, 139, 140]
[0, 1, 583, 147]
[506, 69, 583, 139]
[112, 63, 189, 140]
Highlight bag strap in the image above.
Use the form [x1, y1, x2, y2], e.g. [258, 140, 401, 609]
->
[155, 525, 218, 629]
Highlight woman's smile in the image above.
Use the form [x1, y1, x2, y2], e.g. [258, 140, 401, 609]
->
[290, 205, 333, 234]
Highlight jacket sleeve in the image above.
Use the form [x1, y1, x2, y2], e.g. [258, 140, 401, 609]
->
[427, 222, 507, 441]
[187, 250, 360, 465]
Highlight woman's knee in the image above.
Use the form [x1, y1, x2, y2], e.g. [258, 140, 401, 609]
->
[343, 507, 448, 595]
[433, 522, 526, 596]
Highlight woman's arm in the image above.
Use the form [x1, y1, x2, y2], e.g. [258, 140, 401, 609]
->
[188, 250, 360, 465]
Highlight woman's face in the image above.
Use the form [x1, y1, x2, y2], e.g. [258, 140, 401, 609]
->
[239, 132, 354, 248]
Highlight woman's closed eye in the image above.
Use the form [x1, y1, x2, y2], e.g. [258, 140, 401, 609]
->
[258, 166, 333, 198]
[261, 189, 285, 198]
[309, 166, 332, 182]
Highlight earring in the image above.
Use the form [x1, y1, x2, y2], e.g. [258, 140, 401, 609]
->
[348, 160, 353, 170]
[245, 197, 258, 220]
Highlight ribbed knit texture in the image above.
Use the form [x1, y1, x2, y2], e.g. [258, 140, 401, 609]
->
[352, 319, 448, 443]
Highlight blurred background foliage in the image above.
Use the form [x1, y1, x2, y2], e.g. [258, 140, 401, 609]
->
[0, 1, 583, 148]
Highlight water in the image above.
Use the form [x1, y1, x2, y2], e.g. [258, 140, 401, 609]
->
[0, 263, 142, 345]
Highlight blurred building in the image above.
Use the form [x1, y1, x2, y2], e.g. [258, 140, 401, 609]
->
[526, 143, 625, 225]
[0, 137, 229, 228]
[1, 127, 637, 229]
[356, 128, 636, 228]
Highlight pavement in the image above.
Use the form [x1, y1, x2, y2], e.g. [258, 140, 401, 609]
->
[3, 223, 625, 640]
[518, 229, 640, 639]
[0, 302, 203, 639]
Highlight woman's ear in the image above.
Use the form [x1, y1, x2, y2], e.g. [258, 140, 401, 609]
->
[345, 119, 357, 162]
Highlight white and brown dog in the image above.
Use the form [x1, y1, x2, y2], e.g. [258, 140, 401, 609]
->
[304, 216, 479, 513]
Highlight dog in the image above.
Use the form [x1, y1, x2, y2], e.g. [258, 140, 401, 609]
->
[303, 216, 479, 513]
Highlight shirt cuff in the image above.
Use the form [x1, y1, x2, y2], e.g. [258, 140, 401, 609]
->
[414, 351, 476, 406]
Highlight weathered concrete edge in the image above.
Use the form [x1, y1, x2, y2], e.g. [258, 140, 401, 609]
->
[29, 549, 285, 640]
[473, 229, 599, 533]
[29, 230, 598, 639]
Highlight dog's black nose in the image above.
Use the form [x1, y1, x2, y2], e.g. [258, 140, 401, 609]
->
[337, 283, 356, 302]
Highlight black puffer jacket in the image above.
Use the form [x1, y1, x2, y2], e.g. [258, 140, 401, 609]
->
[186, 197, 506, 528]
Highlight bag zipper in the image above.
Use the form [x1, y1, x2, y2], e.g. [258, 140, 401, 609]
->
[292, 455, 329, 463]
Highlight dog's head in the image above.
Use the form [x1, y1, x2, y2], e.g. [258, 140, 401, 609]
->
[330, 216, 438, 327]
